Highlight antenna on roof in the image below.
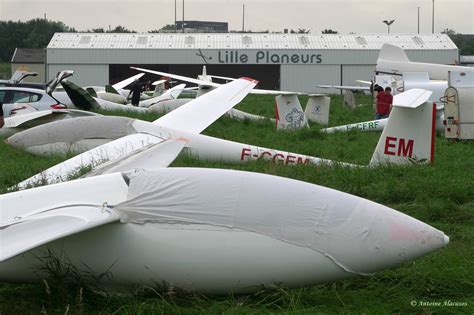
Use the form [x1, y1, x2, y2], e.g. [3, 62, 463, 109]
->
[242, 4, 245, 33]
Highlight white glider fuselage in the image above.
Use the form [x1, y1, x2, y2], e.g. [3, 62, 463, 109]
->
[0, 168, 448, 294]
[137, 120, 334, 166]
[0, 222, 350, 293]
[377, 60, 473, 81]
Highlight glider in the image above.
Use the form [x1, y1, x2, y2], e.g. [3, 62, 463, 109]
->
[130, 66, 309, 96]
[9, 87, 437, 189]
[376, 43, 473, 80]
[0, 165, 449, 293]
[0, 109, 100, 138]
[0, 80, 448, 293]
[0, 71, 100, 136]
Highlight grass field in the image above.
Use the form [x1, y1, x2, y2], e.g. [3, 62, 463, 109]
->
[0, 94, 473, 314]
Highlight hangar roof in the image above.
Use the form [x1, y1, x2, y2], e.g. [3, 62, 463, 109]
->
[11, 48, 46, 63]
[48, 33, 457, 50]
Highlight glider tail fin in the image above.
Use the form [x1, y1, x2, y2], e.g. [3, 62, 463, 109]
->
[105, 85, 120, 95]
[153, 82, 166, 97]
[378, 44, 411, 62]
[61, 80, 99, 111]
[369, 89, 436, 165]
[275, 95, 309, 130]
[304, 95, 331, 125]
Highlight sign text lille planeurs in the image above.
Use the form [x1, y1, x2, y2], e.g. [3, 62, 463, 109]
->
[214, 50, 323, 64]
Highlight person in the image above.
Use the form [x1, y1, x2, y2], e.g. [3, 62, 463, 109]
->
[128, 79, 143, 107]
[375, 87, 393, 119]
[372, 85, 383, 112]
[0, 101, 4, 128]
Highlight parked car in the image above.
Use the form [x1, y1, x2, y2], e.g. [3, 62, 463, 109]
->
[0, 87, 66, 117]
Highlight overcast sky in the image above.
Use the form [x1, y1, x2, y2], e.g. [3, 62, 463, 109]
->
[1, 0, 473, 34]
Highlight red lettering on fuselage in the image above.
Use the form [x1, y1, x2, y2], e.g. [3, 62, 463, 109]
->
[384, 137, 414, 157]
[273, 153, 285, 162]
[384, 137, 397, 155]
[296, 156, 310, 165]
[240, 148, 311, 165]
[397, 138, 414, 157]
[241, 148, 251, 160]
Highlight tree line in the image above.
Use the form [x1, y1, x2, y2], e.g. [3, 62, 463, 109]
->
[0, 18, 472, 63]
[0, 19, 135, 62]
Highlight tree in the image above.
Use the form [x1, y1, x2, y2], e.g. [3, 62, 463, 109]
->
[442, 28, 456, 36]
[158, 24, 178, 32]
[87, 26, 135, 33]
[90, 28, 105, 33]
[110, 25, 135, 33]
[449, 33, 474, 55]
[322, 29, 338, 34]
[0, 18, 75, 62]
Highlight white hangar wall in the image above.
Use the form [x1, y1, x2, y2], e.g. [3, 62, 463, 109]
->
[46, 33, 459, 92]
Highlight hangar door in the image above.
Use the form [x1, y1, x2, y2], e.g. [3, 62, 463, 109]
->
[48, 64, 109, 86]
[110, 64, 280, 90]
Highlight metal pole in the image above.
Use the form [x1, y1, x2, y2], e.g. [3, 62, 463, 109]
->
[417, 6, 420, 34]
[388, 25, 390, 34]
[182, 0, 185, 33]
[432, 0, 435, 33]
[242, 4, 245, 32]
[174, 0, 177, 32]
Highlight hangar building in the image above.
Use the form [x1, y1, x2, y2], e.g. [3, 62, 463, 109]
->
[46, 33, 458, 93]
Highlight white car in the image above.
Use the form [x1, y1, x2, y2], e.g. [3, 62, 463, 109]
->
[0, 87, 66, 118]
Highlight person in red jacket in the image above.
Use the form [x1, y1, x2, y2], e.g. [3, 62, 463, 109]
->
[375, 87, 393, 119]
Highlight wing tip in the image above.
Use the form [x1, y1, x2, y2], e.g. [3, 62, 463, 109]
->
[239, 77, 259, 84]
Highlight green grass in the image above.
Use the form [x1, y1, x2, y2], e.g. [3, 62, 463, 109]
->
[0, 62, 10, 80]
[0, 94, 473, 314]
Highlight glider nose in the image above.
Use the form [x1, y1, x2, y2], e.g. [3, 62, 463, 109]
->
[326, 198, 449, 275]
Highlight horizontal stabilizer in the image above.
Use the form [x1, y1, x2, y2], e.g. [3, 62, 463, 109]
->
[392, 88, 432, 108]
[0, 173, 128, 262]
